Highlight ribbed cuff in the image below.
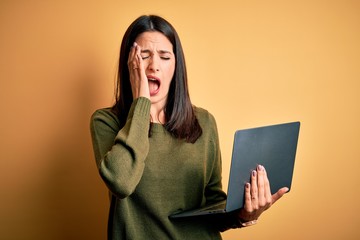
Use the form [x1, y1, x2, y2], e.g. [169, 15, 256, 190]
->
[129, 97, 151, 120]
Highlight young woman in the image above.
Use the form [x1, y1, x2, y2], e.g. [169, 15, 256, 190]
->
[90, 15, 288, 240]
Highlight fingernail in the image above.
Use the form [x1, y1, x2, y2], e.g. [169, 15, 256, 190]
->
[257, 165, 262, 171]
[246, 183, 250, 188]
[252, 170, 256, 177]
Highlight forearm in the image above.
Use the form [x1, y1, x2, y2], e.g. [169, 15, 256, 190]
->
[92, 97, 151, 198]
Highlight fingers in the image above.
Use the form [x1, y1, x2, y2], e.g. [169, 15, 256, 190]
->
[243, 182, 253, 212]
[128, 44, 139, 98]
[255, 165, 288, 208]
[129, 43, 142, 73]
[240, 165, 289, 222]
[251, 165, 272, 208]
[262, 166, 273, 207]
[272, 187, 289, 204]
[250, 170, 258, 208]
[128, 42, 149, 99]
[256, 165, 266, 206]
[128, 42, 137, 69]
[134, 43, 143, 70]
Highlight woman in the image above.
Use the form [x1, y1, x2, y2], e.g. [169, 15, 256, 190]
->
[90, 15, 288, 240]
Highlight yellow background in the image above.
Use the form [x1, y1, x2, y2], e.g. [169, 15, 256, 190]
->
[1, 0, 359, 239]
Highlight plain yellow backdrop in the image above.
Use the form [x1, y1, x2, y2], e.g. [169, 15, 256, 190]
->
[1, 0, 359, 239]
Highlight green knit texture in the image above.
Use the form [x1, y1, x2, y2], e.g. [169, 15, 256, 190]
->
[90, 97, 228, 239]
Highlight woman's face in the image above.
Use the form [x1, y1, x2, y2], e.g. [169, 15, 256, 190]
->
[135, 31, 176, 108]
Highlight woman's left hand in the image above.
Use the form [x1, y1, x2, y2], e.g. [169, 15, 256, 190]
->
[238, 165, 288, 222]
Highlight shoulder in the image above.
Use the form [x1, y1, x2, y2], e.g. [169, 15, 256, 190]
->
[90, 107, 120, 133]
[91, 107, 118, 123]
[194, 106, 217, 127]
[193, 106, 218, 139]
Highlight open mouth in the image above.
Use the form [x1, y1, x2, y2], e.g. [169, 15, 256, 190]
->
[147, 76, 160, 96]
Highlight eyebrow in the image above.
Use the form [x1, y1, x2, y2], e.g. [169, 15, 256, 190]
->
[141, 49, 173, 54]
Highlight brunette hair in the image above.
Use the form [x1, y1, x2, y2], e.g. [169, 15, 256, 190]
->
[112, 15, 202, 143]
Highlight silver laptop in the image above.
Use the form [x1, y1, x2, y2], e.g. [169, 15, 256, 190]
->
[169, 121, 300, 218]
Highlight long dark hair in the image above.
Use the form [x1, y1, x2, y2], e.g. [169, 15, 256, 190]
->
[112, 15, 202, 143]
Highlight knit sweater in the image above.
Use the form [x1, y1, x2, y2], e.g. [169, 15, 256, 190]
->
[90, 97, 230, 240]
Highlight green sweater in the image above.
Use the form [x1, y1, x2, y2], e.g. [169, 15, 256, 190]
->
[90, 97, 231, 240]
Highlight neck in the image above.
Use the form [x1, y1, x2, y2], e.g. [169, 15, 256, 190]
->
[150, 107, 165, 124]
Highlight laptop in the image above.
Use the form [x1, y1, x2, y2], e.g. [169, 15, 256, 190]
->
[169, 121, 300, 218]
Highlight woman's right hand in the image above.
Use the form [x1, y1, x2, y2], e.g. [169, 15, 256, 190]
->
[128, 42, 150, 100]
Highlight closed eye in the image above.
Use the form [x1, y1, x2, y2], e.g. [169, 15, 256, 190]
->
[141, 55, 150, 60]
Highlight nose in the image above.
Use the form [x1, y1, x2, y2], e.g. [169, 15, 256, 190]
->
[147, 56, 160, 72]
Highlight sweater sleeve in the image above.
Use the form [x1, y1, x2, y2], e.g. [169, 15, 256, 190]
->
[203, 112, 244, 232]
[90, 97, 151, 199]
[203, 112, 227, 204]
